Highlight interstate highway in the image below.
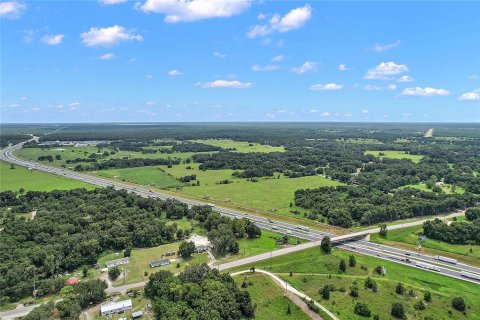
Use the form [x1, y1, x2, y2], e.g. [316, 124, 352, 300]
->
[1, 140, 479, 284]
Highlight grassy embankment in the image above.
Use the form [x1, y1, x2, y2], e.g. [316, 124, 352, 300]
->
[0, 161, 93, 192]
[234, 273, 311, 320]
[370, 226, 480, 266]
[228, 247, 480, 319]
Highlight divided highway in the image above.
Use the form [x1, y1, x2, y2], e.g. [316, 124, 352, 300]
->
[1, 140, 479, 285]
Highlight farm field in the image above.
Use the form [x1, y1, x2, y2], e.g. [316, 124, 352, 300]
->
[404, 182, 465, 194]
[370, 226, 480, 266]
[228, 248, 480, 319]
[95, 166, 182, 189]
[161, 163, 342, 215]
[193, 139, 285, 153]
[364, 150, 424, 163]
[234, 273, 311, 320]
[0, 161, 93, 192]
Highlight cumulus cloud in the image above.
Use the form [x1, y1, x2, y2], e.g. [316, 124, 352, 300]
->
[310, 83, 343, 91]
[69, 102, 80, 110]
[292, 61, 317, 74]
[402, 87, 450, 96]
[364, 61, 408, 80]
[81, 25, 143, 46]
[458, 91, 480, 101]
[0, 1, 26, 19]
[338, 64, 348, 71]
[251, 64, 280, 72]
[320, 112, 330, 117]
[98, 0, 127, 5]
[272, 54, 286, 62]
[41, 34, 64, 45]
[99, 53, 115, 60]
[197, 80, 252, 89]
[247, 5, 311, 38]
[398, 75, 414, 82]
[138, 0, 250, 23]
[213, 51, 227, 58]
[364, 84, 397, 91]
[362, 109, 369, 114]
[373, 40, 401, 52]
[168, 69, 182, 76]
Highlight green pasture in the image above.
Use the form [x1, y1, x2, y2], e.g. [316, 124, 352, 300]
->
[193, 139, 285, 153]
[364, 150, 423, 163]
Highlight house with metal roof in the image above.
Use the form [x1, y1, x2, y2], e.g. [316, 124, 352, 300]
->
[105, 257, 130, 268]
[150, 259, 170, 268]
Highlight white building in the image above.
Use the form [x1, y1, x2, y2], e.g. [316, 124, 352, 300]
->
[105, 257, 130, 268]
[100, 299, 132, 316]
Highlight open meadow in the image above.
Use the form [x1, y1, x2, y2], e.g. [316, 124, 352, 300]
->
[364, 150, 424, 163]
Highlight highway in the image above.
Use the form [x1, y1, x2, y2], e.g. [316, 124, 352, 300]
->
[1, 140, 479, 286]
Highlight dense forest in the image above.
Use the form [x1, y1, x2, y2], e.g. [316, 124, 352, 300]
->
[294, 186, 478, 227]
[0, 188, 261, 302]
[145, 264, 254, 319]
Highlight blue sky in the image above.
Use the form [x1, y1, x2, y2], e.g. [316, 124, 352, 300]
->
[1, 0, 479, 123]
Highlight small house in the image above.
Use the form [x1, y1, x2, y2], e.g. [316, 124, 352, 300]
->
[165, 250, 176, 256]
[105, 257, 130, 268]
[132, 311, 144, 318]
[150, 259, 170, 268]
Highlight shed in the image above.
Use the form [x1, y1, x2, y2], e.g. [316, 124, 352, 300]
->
[100, 299, 132, 316]
[132, 310, 144, 318]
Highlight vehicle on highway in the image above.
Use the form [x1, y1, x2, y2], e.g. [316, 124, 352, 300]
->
[268, 219, 274, 223]
[415, 261, 440, 272]
[271, 226, 278, 230]
[433, 256, 457, 264]
[207, 203, 215, 208]
[287, 230, 292, 235]
[296, 226, 310, 232]
[460, 271, 480, 281]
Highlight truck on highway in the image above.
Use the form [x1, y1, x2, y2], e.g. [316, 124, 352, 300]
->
[296, 226, 310, 232]
[207, 203, 215, 208]
[460, 271, 480, 281]
[433, 256, 457, 264]
[415, 261, 440, 271]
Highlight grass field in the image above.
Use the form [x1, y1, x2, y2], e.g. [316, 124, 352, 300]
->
[404, 182, 465, 194]
[365, 150, 424, 163]
[0, 161, 93, 192]
[234, 273, 311, 320]
[193, 139, 285, 153]
[228, 247, 480, 319]
[161, 163, 342, 215]
[337, 138, 383, 144]
[96, 166, 182, 188]
[370, 226, 480, 266]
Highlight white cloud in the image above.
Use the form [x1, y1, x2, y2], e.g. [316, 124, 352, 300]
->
[373, 40, 401, 52]
[98, 0, 127, 5]
[99, 53, 115, 60]
[146, 74, 154, 79]
[54, 104, 64, 109]
[81, 25, 143, 47]
[197, 80, 252, 89]
[138, 0, 250, 23]
[402, 87, 450, 97]
[69, 102, 80, 110]
[364, 84, 397, 91]
[30, 107, 40, 112]
[257, 13, 266, 20]
[398, 75, 414, 82]
[309, 109, 317, 113]
[362, 109, 369, 114]
[344, 113, 352, 117]
[20, 96, 27, 101]
[213, 51, 227, 58]
[292, 61, 317, 74]
[168, 69, 182, 76]
[247, 5, 311, 38]
[41, 34, 64, 46]
[364, 61, 408, 80]
[272, 54, 286, 62]
[320, 112, 330, 117]
[468, 75, 478, 80]
[0, 1, 26, 19]
[146, 101, 156, 106]
[251, 64, 280, 72]
[338, 64, 348, 71]
[458, 91, 480, 101]
[310, 83, 343, 91]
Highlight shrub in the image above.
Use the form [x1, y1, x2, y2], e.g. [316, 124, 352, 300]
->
[391, 303, 406, 319]
[424, 291, 432, 302]
[349, 255, 356, 267]
[451, 297, 466, 312]
[354, 302, 371, 317]
[395, 282, 405, 295]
